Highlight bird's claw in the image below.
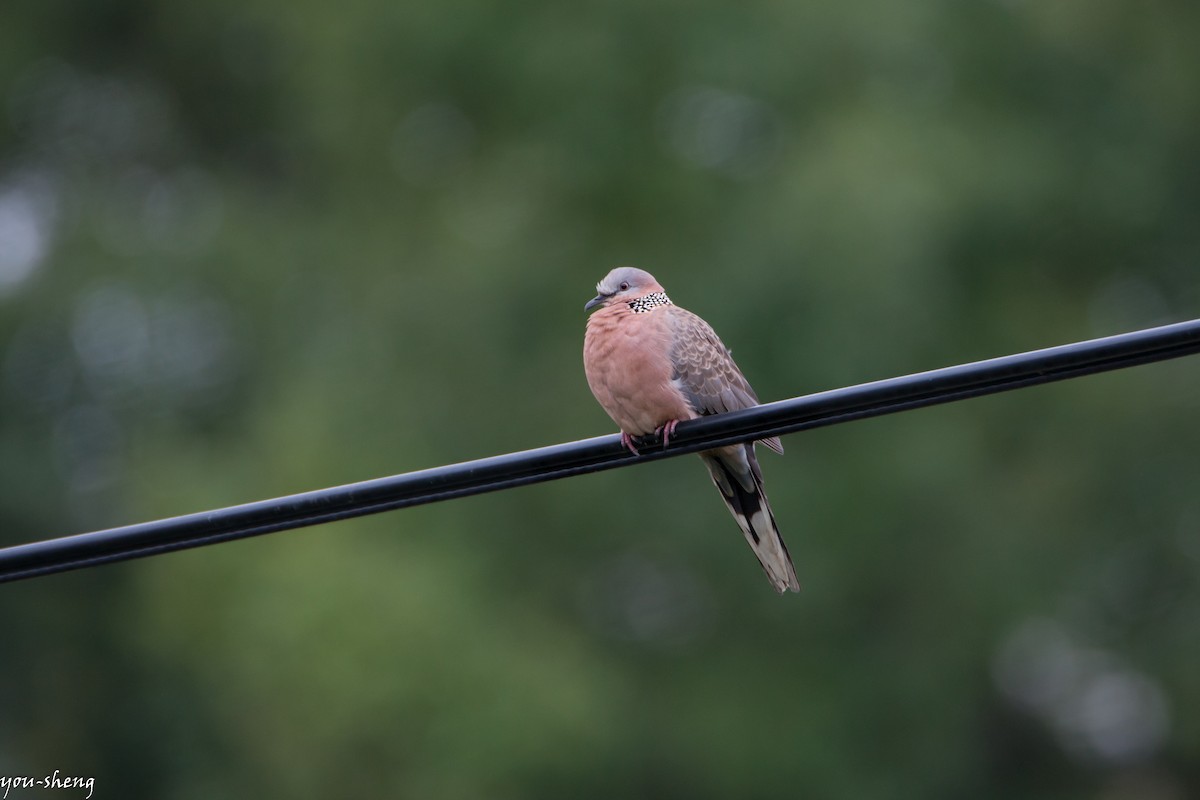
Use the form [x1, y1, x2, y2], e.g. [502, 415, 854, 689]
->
[654, 419, 680, 448]
[620, 420, 678, 455]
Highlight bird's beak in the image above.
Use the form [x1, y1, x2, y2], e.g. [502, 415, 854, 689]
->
[584, 294, 607, 312]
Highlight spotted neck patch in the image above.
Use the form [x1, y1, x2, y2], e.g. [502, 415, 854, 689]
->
[627, 291, 672, 313]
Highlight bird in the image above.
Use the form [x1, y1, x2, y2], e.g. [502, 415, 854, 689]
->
[582, 266, 800, 593]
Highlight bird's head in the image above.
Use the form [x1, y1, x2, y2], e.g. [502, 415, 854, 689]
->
[584, 267, 665, 312]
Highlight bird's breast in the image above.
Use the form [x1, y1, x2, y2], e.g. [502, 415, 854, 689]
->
[584, 308, 695, 436]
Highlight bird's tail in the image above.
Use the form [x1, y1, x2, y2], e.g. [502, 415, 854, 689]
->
[701, 446, 800, 593]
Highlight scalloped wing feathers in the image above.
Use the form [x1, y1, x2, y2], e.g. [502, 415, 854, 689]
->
[665, 306, 784, 455]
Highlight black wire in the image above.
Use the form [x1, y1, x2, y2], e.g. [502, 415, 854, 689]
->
[3, 318, 1200, 584]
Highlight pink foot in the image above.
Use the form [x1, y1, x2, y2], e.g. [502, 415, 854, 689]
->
[620, 431, 641, 455]
[654, 419, 680, 448]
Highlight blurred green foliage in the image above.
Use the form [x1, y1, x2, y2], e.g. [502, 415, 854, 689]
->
[2, 0, 1199, 797]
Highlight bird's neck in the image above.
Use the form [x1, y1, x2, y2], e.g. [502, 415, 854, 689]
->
[627, 291, 672, 314]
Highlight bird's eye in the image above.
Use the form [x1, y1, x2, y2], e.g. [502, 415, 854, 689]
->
[619, 281, 630, 291]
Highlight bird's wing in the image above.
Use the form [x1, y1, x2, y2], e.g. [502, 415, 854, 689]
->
[666, 306, 784, 455]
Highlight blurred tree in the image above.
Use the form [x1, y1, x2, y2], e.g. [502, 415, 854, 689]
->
[1, 0, 1199, 797]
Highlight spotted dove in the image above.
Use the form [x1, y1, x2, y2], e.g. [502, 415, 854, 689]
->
[583, 266, 800, 593]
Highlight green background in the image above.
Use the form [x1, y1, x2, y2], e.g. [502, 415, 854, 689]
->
[2, 0, 1199, 796]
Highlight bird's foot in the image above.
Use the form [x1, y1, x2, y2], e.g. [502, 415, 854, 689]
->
[654, 419, 680, 448]
[620, 431, 641, 455]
